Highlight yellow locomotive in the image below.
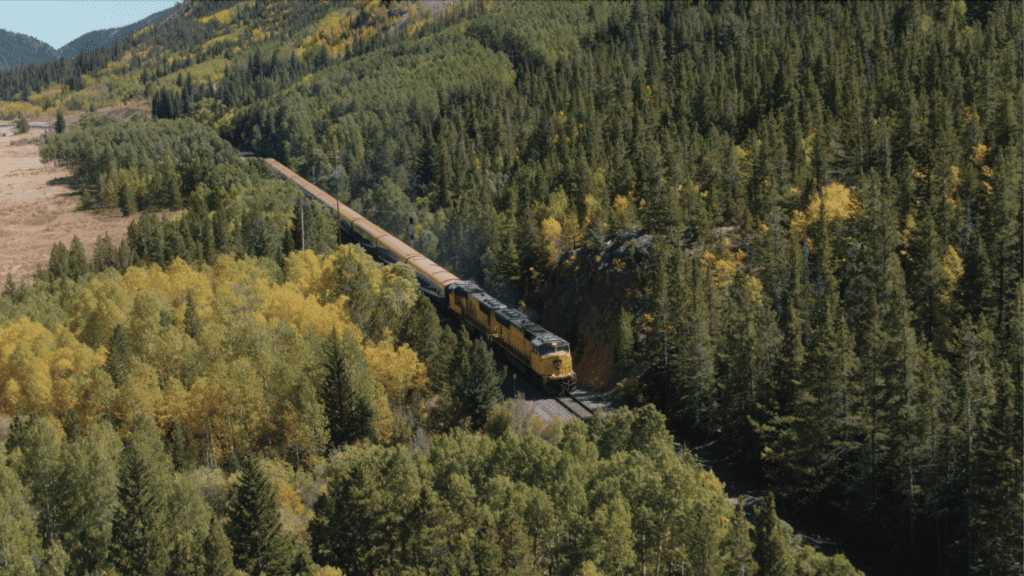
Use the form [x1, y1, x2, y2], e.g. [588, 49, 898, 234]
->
[264, 158, 577, 395]
[446, 281, 576, 394]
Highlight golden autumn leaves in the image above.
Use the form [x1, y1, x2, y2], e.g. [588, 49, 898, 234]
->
[0, 245, 430, 463]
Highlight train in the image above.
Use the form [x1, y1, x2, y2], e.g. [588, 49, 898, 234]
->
[264, 158, 577, 395]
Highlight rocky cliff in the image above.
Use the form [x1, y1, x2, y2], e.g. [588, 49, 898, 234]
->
[536, 231, 653, 392]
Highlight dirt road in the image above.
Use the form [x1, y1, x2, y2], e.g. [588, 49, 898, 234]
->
[0, 122, 136, 286]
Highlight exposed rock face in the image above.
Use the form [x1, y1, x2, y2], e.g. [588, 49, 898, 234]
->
[536, 231, 652, 391]
[0, 30, 57, 71]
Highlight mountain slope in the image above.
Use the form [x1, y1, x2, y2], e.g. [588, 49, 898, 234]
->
[57, 4, 179, 60]
[0, 29, 57, 71]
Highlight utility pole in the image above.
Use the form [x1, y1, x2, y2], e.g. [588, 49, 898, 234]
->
[329, 149, 343, 238]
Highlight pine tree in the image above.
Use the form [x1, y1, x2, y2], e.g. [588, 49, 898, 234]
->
[104, 324, 131, 388]
[10, 417, 65, 547]
[670, 256, 717, 436]
[92, 233, 118, 272]
[0, 462, 45, 572]
[225, 455, 293, 576]
[118, 177, 138, 216]
[55, 108, 65, 134]
[184, 291, 202, 340]
[171, 421, 191, 471]
[111, 441, 171, 576]
[202, 518, 235, 576]
[320, 330, 374, 447]
[63, 409, 84, 441]
[970, 364, 1023, 576]
[449, 327, 505, 427]
[60, 421, 121, 574]
[752, 492, 795, 576]
[614, 307, 635, 371]
[68, 235, 89, 280]
[395, 293, 442, 377]
[48, 241, 69, 280]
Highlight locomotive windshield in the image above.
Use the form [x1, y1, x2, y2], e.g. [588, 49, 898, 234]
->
[537, 341, 570, 356]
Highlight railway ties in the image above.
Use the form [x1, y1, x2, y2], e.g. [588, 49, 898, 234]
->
[500, 366, 603, 422]
[553, 392, 594, 420]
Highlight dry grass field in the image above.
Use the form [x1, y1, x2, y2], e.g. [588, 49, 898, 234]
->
[0, 122, 138, 286]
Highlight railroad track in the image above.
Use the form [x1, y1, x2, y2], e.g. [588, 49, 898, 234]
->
[553, 391, 595, 420]
[499, 363, 610, 422]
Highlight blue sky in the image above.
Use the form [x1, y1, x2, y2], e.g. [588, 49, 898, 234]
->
[3, 1, 179, 49]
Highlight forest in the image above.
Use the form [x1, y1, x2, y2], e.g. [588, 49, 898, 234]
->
[0, 245, 858, 574]
[1, 1, 1021, 574]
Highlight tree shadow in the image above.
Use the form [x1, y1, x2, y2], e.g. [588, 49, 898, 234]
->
[47, 175, 103, 210]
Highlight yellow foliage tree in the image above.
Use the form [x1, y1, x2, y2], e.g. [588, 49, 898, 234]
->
[284, 249, 344, 303]
[263, 283, 358, 339]
[363, 340, 428, 402]
[0, 318, 103, 417]
[790, 182, 861, 240]
[540, 217, 563, 266]
[939, 245, 964, 306]
[67, 275, 130, 348]
[610, 194, 638, 235]
[699, 243, 747, 290]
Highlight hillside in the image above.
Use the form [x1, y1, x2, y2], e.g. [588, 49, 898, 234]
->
[0, 29, 57, 71]
[57, 4, 180, 60]
[0, 1, 1020, 574]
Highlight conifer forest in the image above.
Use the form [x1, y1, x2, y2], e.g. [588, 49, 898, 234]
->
[0, 1, 1020, 575]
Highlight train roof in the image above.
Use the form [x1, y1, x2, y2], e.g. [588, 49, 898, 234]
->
[265, 158, 365, 224]
[376, 233, 420, 260]
[469, 291, 506, 314]
[406, 255, 460, 287]
[449, 281, 484, 296]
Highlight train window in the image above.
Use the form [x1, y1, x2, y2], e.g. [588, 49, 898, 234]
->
[537, 341, 570, 356]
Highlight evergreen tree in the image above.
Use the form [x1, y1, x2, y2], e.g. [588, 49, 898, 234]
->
[670, 256, 717, 436]
[752, 492, 795, 576]
[10, 417, 64, 547]
[225, 455, 293, 576]
[63, 409, 84, 441]
[171, 421, 191, 472]
[320, 330, 374, 447]
[55, 108, 65, 134]
[110, 441, 170, 576]
[92, 233, 118, 271]
[449, 327, 505, 427]
[614, 307, 634, 371]
[969, 363, 1023, 576]
[68, 235, 89, 280]
[48, 241, 69, 280]
[202, 518, 235, 576]
[395, 293, 443, 377]
[103, 324, 131, 388]
[184, 291, 202, 340]
[0, 461, 45, 572]
[118, 178, 138, 216]
[60, 422, 122, 574]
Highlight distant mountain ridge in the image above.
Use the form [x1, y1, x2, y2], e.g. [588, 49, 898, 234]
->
[0, 4, 178, 71]
[0, 29, 58, 70]
[57, 4, 179, 61]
